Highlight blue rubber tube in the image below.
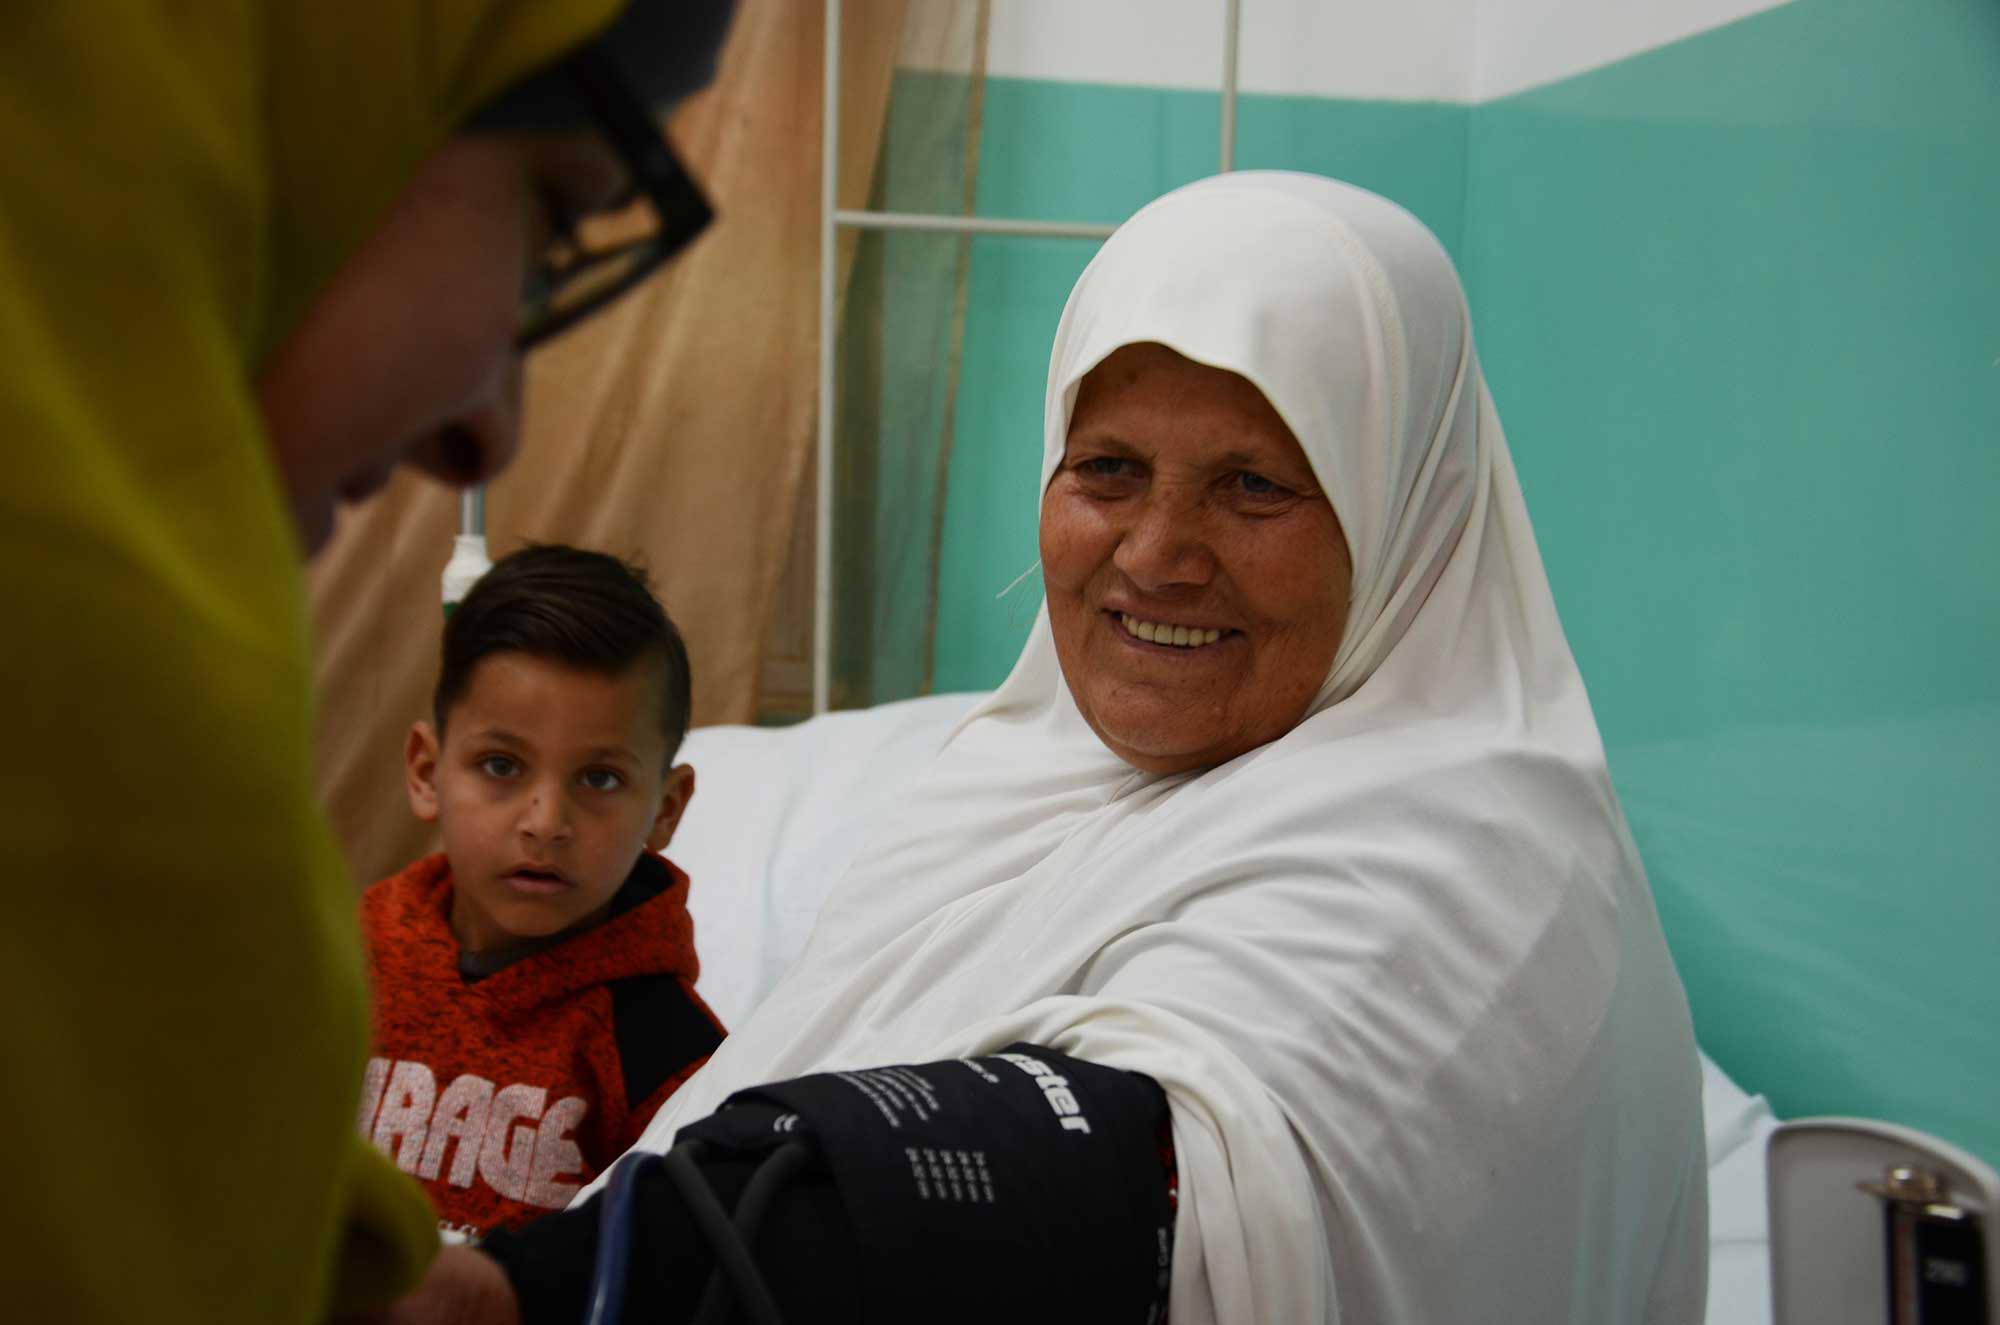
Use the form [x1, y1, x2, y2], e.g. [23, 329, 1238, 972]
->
[583, 1140, 806, 1325]
[584, 1150, 661, 1325]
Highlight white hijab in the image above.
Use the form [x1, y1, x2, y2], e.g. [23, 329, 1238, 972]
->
[612, 173, 1706, 1323]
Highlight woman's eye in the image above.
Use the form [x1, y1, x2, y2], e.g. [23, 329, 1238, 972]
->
[1075, 456, 1139, 481]
[478, 755, 520, 779]
[1235, 470, 1293, 501]
[579, 768, 625, 793]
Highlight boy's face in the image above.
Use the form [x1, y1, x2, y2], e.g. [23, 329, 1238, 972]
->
[405, 650, 694, 954]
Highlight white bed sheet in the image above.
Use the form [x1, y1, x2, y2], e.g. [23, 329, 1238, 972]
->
[671, 693, 1776, 1325]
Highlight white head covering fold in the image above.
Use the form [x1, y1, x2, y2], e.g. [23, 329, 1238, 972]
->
[605, 173, 1706, 1323]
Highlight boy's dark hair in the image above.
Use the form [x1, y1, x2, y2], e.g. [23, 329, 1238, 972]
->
[435, 545, 692, 765]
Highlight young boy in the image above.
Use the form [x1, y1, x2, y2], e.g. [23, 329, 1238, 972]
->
[355, 544, 723, 1239]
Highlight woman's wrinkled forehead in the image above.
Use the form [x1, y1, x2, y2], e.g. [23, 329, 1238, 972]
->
[1045, 187, 1381, 483]
[1042, 173, 1467, 613]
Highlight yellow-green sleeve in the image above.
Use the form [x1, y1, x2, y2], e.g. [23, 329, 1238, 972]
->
[334, 1141, 447, 1315]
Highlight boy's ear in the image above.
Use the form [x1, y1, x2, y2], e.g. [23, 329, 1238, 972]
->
[405, 721, 443, 823]
[645, 764, 696, 854]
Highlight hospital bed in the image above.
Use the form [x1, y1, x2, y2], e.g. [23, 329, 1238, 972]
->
[668, 692, 1783, 1325]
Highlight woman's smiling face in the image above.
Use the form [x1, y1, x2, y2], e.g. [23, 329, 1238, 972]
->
[1040, 342, 1352, 775]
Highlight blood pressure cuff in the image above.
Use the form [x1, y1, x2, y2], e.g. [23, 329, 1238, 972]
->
[483, 1043, 1175, 1322]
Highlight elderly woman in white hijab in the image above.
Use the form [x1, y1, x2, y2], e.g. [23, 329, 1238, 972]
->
[404, 172, 1705, 1325]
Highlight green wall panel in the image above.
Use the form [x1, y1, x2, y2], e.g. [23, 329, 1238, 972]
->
[1466, 0, 2000, 1163]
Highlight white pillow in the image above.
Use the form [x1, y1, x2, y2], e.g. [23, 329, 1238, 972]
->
[674, 693, 979, 1026]
[1701, 1055, 1779, 1325]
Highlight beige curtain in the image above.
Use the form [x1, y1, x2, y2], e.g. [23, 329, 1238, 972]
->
[308, 0, 909, 890]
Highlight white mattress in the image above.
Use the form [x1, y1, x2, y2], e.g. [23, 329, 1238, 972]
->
[671, 693, 1776, 1325]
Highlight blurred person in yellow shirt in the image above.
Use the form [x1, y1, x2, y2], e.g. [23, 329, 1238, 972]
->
[0, 2, 732, 1318]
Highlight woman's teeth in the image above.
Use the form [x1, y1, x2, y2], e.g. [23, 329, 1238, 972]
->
[1120, 613, 1224, 648]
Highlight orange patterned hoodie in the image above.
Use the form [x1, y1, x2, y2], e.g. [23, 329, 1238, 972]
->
[358, 850, 723, 1237]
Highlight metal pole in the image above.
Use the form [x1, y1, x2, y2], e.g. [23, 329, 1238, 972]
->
[814, 0, 840, 714]
[459, 486, 485, 538]
[833, 209, 1116, 241]
[444, 487, 491, 612]
[1221, 0, 1241, 172]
